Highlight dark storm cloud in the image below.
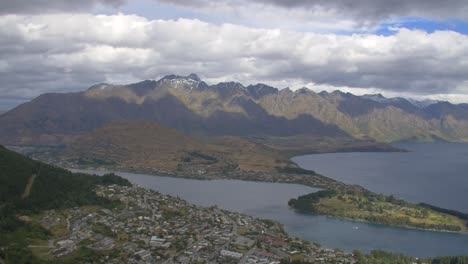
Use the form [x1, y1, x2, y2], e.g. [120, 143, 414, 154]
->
[159, 0, 468, 22]
[0, 0, 125, 14]
[254, 0, 468, 19]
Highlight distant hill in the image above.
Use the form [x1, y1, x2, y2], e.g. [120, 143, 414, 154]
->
[0, 74, 467, 145]
[60, 121, 298, 174]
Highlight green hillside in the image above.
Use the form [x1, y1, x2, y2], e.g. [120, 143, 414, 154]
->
[0, 145, 130, 263]
[289, 190, 468, 233]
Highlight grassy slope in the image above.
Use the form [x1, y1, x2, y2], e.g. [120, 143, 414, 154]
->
[63, 121, 298, 174]
[289, 190, 468, 233]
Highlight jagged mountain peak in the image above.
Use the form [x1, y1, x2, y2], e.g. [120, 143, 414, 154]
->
[154, 73, 212, 92]
[363, 93, 440, 109]
[279, 87, 293, 94]
[211, 82, 247, 97]
[331, 90, 345, 95]
[332, 90, 356, 97]
[406, 98, 441, 109]
[362, 93, 386, 101]
[187, 73, 201, 82]
[87, 83, 115, 91]
[247, 83, 276, 90]
[361, 93, 398, 104]
[246, 83, 278, 99]
[295, 87, 313, 94]
[319, 90, 352, 99]
[214, 81, 245, 88]
[160, 74, 200, 83]
[318, 90, 352, 101]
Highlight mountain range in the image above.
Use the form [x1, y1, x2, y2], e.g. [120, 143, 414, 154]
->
[1, 73, 467, 145]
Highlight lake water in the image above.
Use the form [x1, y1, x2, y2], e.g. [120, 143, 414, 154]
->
[293, 142, 468, 212]
[74, 145, 468, 258]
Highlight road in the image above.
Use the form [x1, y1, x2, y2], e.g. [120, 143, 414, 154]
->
[21, 174, 37, 199]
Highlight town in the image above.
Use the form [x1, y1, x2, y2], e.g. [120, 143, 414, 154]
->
[33, 184, 356, 263]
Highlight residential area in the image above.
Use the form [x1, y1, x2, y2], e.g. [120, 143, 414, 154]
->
[32, 184, 356, 263]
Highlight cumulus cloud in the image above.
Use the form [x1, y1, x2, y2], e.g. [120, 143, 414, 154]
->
[0, 0, 125, 14]
[0, 13, 467, 109]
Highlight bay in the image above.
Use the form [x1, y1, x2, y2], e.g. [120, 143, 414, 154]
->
[74, 157, 468, 257]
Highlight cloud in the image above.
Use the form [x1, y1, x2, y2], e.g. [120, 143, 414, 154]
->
[159, 0, 468, 24]
[0, 0, 125, 14]
[3, 0, 467, 32]
[0, 13, 467, 110]
[4, 1, 467, 33]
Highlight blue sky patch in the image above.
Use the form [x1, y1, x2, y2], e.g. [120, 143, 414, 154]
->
[377, 18, 468, 36]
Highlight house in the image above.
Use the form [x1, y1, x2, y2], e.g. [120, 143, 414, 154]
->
[150, 236, 171, 249]
[134, 249, 152, 261]
[220, 249, 243, 259]
[232, 235, 255, 248]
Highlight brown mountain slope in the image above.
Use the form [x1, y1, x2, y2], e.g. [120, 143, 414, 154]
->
[1, 74, 468, 145]
[62, 121, 297, 175]
[0, 78, 347, 146]
[259, 90, 468, 142]
[257, 89, 360, 136]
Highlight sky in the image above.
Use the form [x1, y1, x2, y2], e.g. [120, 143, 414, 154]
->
[1, 0, 468, 110]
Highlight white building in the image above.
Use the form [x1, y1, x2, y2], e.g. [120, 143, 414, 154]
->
[220, 249, 243, 259]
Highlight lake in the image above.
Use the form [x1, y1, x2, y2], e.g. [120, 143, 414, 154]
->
[74, 148, 468, 257]
[293, 142, 468, 212]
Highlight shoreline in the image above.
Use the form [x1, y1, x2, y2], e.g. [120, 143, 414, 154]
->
[71, 165, 468, 236]
[290, 208, 468, 235]
[10, 144, 468, 237]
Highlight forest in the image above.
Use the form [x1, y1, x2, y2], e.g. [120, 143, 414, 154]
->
[0, 145, 130, 263]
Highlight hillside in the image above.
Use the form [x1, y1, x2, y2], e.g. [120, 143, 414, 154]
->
[0, 145, 129, 212]
[259, 89, 468, 142]
[1, 74, 467, 145]
[59, 121, 298, 175]
[0, 145, 130, 263]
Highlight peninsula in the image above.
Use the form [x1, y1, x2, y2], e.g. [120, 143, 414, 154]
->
[288, 190, 468, 233]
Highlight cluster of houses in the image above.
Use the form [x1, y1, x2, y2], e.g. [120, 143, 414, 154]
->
[35, 184, 356, 263]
